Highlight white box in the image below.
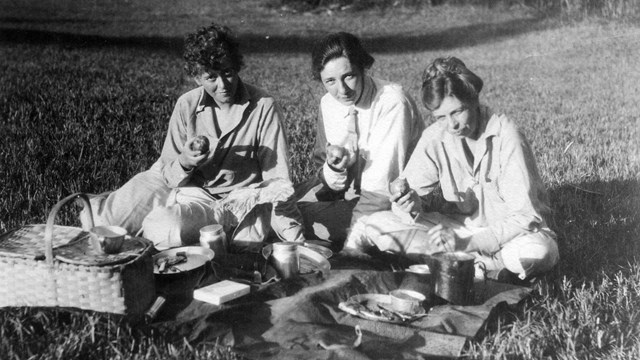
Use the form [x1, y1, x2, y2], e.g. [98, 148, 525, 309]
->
[193, 280, 250, 305]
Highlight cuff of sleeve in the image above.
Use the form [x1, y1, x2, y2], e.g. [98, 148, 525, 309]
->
[322, 162, 348, 191]
[167, 159, 192, 187]
[179, 161, 193, 173]
[468, 228, 501, 254]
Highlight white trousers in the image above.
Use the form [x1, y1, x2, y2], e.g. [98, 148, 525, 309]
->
[89, 164, 271, 249]
[346, 210, 559, 279]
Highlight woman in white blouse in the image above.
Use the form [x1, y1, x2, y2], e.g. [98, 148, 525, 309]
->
[296, 32, 424, 249]
[351, 56, 559, 282]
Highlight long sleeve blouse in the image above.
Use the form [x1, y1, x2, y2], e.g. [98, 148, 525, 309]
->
[154, 81, 304, 242]
[312, 76, 424, 198]
[403, 106, 554, 253]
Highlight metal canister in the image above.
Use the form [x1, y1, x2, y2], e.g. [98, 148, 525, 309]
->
[199, 224, 227, 256]
[271, 242, 299, 279]
[430, 252, 475, 305]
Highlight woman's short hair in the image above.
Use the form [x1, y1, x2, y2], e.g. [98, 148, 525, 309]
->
[421, 57, 483, 111]
[311, 32, 375, 81]
[183, 23, 244, 77]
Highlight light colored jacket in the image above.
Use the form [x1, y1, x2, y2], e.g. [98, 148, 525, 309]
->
[313, 76, 424, 202]
[404, 106, 554, 253]
[155, 81, 304, 242]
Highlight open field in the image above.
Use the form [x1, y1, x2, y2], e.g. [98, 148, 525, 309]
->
[1, 0, 639, 358]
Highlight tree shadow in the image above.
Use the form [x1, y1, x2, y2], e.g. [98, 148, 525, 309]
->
[245, 17, 550, 54]
[547, 178, 639, 282]
[0, 16, 551, 55]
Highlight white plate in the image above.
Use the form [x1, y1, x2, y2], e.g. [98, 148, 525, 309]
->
[298, 245, 331, 277]
[262, 243, 330, 278]
[338, 293, 426, 324]
[303, 242, 333, 259]
[406, 264, 430, 274]
[153, 247, 212, 274]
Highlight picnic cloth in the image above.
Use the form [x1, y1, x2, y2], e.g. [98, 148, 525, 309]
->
[149, 250, 532, 359]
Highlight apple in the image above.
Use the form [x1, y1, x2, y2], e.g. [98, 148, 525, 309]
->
[190, 136, 210, 154]
[326, 143, 347, 169]
[389, 177, 410, 197]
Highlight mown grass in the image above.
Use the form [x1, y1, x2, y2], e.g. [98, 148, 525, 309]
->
[269, 0, 640, 20]
[1, 0, 639, 358]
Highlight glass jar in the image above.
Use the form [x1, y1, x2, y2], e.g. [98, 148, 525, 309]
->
[199, 224, 227, 256]
[271, 242, 299, 279]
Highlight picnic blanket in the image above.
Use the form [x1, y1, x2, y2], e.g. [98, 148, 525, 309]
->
[149, 250, 531, 359]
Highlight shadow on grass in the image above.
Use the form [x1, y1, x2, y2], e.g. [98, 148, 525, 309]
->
[0, 16, 550, 55]
[548, 178, 640, 281]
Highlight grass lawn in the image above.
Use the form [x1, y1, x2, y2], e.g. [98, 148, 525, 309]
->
[1, 0, 639, 358]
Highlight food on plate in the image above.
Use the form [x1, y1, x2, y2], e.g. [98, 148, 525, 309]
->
[377, 304, 421, 322]
[155, 252, 187, 273]
[338, 294, 428, 323]
[339, 298, 401, 322]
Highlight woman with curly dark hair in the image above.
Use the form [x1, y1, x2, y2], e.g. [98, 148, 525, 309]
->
[352, 57, 559, 283]
[87, 23, 305, 249]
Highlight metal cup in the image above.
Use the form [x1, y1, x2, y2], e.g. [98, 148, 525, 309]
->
[199, 224, 226, 256]
[90, 225, 127, 254]
[271, 242, 299, 279]
[400, 264, 431, 298]
[389, 289, 426, 314]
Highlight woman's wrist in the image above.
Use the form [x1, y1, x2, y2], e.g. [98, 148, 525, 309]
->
[322, 162, 348, 190]
[178, 158, 194, 172]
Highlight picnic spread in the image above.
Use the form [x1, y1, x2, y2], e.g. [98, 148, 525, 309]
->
[0, 193, 533, 359]
[149, 249, 531, 359]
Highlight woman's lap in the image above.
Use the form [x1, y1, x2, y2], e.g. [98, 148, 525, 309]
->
[91, 170, 275, 248]
[353, 210, 559, 277]
[295, 179, 358, 249]
[297, 199, 357, 247]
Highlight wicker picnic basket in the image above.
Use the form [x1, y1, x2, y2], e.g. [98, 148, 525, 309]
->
[0, 193, 156, 316]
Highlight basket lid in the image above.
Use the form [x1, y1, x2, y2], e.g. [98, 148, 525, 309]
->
[54, 235, 151, 266]
[0, 224, 86, 260]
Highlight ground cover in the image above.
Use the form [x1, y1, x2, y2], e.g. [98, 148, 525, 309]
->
[1, 1, 639, 358]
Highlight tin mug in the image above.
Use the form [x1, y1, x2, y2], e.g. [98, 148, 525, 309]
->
[430, 252, 475, 305]
[400, 264, 431, 298]
[199, 224, 227, 256]
[389, 289, 426, 314]
[90, 225, 127, 254]
[271, 242, 299, 279]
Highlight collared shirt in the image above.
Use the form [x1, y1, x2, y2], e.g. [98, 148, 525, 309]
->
[313, 76, 424, 197]
[154, 81, 303, 241]
[157, 81, 289, 192]
[403, 106, 554, 252]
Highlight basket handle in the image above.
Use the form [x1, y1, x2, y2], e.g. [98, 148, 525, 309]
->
[44, 193, 94, 264]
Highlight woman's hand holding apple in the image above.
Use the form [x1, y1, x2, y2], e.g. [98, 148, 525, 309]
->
[326, 143, 349, 172]
[179, 137, 208, 171]
[389, 177, 421, 216]
[389, 177, 409, 197]
[190, 135, 210, 154]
